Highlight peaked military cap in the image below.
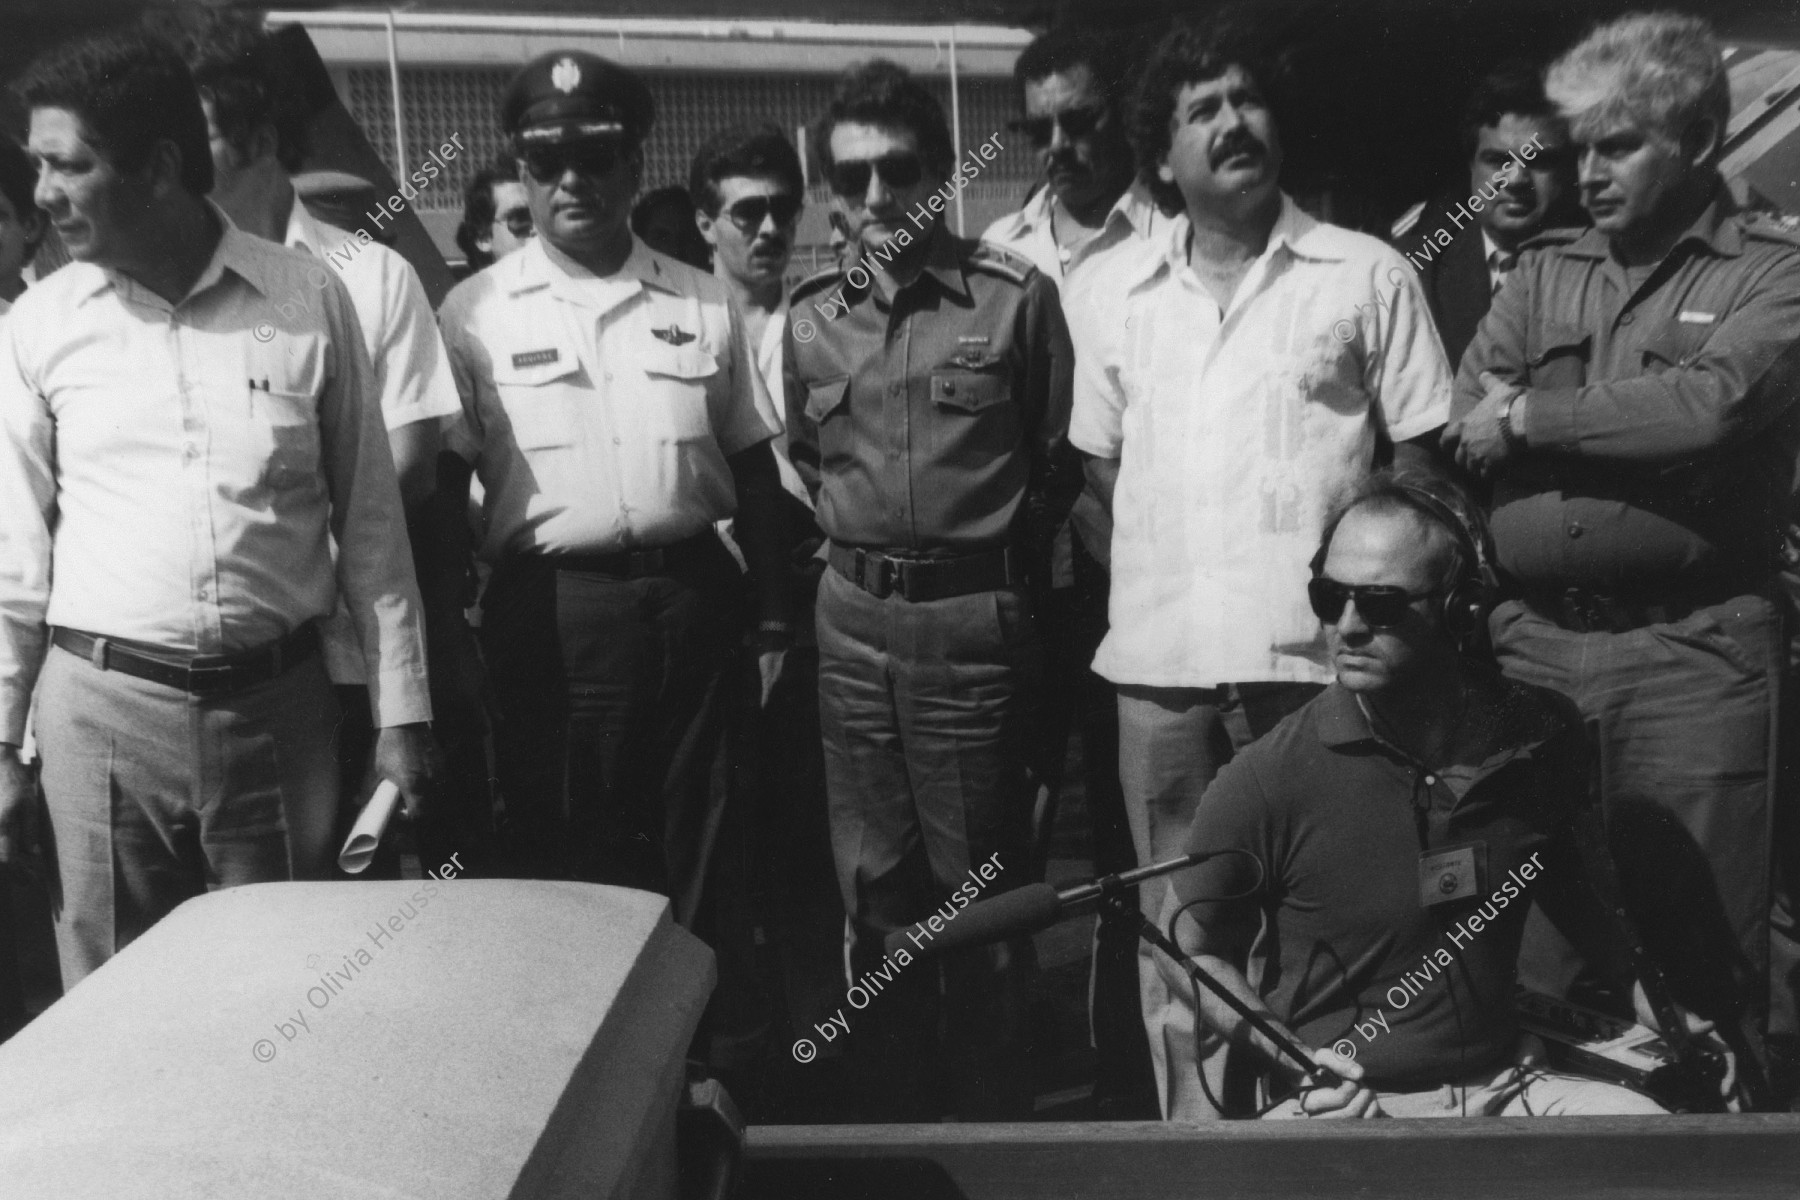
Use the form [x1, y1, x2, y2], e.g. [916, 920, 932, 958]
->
[502, 50, 655, 148]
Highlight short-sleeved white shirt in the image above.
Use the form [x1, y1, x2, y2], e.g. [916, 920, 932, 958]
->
[1072, 195, 1453, 688]
[440, 235, 777, 561]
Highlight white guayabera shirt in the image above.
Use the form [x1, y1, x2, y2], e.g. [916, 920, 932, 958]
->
[1070, 194, 1453, 689]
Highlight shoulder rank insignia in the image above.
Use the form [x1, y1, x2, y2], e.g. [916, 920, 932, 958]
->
[511, 348, 559, 369]
[651, 325, 695, 346]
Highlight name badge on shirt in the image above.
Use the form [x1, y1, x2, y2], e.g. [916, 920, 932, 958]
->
[1677, 311, 1716, 324]
[1419, 843, 1484, 908]
[512, 348, 560, 369]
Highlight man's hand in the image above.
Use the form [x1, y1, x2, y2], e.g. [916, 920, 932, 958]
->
[0, 745, 37, 870]
[372, 723, 441, 821]
[1632, 979, 1738, 1104]
[1442, 371, 1524, 478]
[1286, 1046, 1383, 1119]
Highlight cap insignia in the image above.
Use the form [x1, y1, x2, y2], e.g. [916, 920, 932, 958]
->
[551, 57, 582, 94]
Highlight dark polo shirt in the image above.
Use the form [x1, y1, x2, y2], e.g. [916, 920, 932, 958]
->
[1173, 678, 1613, 1089]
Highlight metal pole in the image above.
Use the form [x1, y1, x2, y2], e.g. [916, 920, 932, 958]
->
[948, 26, 965, 236]
[384, 9, 409, 177]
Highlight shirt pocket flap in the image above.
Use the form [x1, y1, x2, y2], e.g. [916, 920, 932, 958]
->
[805, 376, 850, 423]
[1641, 322, 1709, 369]
[1526, 322, 1591, 368]
[493, 340, 581, 388]
[642, 343, 720, 382]
[930, 370, 1008, 413]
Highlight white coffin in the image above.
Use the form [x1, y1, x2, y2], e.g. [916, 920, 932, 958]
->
[0, 880, 715, 1199]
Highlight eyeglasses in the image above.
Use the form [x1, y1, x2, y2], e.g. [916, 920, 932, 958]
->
[1307, 578, 1443, 628]
[723, 194, 802, 231]
[1009, 104, 1107, 149]
[827, 153, 924, 198]
[521, 141, 622, 184]
[495, 207, 534, 237]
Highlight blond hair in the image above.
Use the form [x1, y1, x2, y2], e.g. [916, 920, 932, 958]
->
[1546, 12, 1728, 153]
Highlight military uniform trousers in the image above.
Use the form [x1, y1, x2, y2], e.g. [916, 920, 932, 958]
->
[37, 644, 341, 989]
[479, 535, 741, 924]
[815, 564, 1042, 1120]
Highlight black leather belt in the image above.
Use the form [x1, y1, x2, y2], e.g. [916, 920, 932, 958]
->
[828, 542, 1023, 602]
[53, 622, 319, 698]
[1521, 578, 1760, 634]
[534, 530, 716, 580]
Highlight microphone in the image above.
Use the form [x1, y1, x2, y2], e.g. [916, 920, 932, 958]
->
[883, 851, 1234, 960]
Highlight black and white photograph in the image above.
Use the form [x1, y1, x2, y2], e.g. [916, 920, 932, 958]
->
[0, 0, 1798, 1195]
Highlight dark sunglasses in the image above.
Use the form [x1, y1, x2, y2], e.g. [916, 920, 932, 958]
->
[1307, 578, 1443, 628]
[1009, 104, 1107, 149]
[495, 207, 534, 237]
[724, 194, 803, 231]
[521, 141, 623, 184]
[827, 153, 923, 197]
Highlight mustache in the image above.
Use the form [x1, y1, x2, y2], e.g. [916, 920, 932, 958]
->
[1212, 132, 1266, 168]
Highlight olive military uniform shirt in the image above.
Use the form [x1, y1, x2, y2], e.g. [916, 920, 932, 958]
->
[1452, 184, 1800, 591]
[783, 225, 1078, 556]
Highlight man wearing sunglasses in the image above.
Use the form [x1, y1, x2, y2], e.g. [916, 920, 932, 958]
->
[434, 52, 792, 929]
[1071, 17, 1453, 1121]
[785, 59, 1078, 1121]
[982, 23, 1169, 1118]
[1163, 470, 1673, 1119]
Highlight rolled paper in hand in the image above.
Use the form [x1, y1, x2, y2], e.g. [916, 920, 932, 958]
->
[338, 780, 402, 874]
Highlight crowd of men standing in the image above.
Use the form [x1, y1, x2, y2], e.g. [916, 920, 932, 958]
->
[0, 4, 1795, 1126]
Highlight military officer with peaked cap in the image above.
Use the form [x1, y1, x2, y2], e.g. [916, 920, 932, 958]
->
[434, 50, 792, 921]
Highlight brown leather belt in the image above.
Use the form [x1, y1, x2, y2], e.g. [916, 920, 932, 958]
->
[53, 622, 319, 699]
[1520, 578, 1761, 634]
[533, 530, 717, 579]
[828, 542, 1024, 602]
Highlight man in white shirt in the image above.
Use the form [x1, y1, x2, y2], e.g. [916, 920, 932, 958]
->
[179, 19, 482, 873]
[981, 24, 1167, 1116]
[0, 32, 434, 984]
[1074, 17, 1452, 1120]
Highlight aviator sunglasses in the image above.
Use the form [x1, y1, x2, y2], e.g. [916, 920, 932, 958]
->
[1008, 104, 1107, 149]
[724, 194, 803, 231]
[521, 141, 623, 184]
[1307, 578, 1443, 628]
[827, 153, 924, 197]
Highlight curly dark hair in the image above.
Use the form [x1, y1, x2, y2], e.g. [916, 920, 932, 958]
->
[12, 30, 214, 196]
[455, 156, 518, 271]
[688, 122, 803, 217]
[1128, 13, 1288, 213]
[1013, 25, 1138, 113]
[810, 59, 953, 176]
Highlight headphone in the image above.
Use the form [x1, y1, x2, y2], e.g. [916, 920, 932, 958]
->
[1310, 476, 1498, 647]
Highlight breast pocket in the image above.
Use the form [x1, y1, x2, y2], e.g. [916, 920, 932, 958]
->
[1640, 320, 1712, 376]
[1526, 321, 1591, 389]
[930, 357, 1017, 458]
[244, 335, 323, 492]
[493, 343, 582, 455]
[641, 343, 719, 443]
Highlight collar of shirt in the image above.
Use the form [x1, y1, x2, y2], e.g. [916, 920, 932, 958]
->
[985, 179, 1164, 278]
[1312, 676, 1565, 765]
[1121, 192, 1342, 299]
[282, 193, 350, 262]
[855, 220, 968, 310]
[509, 231, 682, 316]
[1551, 176, 1743, 265]
[90, 205, 276, 313]
[757, 290, 790, 388]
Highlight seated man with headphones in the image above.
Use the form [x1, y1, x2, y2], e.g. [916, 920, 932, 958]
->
[1161, 469, 1685, 1118]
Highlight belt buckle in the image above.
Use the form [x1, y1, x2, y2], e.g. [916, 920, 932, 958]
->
[854, 549, 894, 599]
[185, 660, 241, 697]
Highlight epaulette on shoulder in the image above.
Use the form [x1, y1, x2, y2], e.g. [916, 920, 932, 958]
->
[1743, 210, 1800, 247]
[790, 264, 845, 301]
[1519, 225, 1588, 253]
[967, 240, 1034, 285]
[1389, 200, 1427, 240]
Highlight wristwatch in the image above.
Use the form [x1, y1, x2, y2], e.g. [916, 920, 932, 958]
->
[1498, 391, 1525, 452]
